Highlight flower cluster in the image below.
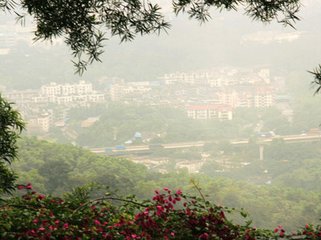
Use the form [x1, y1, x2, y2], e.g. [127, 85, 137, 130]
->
[294, 223, 321, 239]
[0, 184, 289, 239]
[274, 225, 286, 238]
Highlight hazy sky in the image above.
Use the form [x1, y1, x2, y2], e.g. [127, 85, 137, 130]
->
[0, 0, 320, 88]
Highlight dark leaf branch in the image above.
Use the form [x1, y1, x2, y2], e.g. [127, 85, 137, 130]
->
[0, 0, 16, 11]
[0, 96, 24, 194]
[309, 65, 321, 94]
[14, 0, 300, 74]
[19, 0, 169, 74]
[4, 0, 319, 92]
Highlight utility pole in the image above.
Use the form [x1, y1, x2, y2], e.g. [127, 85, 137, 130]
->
[259, 145, 264, 161]
[113, 127, 117, 141]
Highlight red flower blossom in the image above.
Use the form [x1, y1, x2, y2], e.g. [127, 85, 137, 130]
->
[17, 185, 25, 190]
[94, 219, 101, 225]
[199, 232, 209, 239]
[279, 231, 285, 237]
[37, 194, 45, 200]
[163, 187, 170, 193]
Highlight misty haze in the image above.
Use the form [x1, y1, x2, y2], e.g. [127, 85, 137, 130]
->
[1, 0, 321, 238]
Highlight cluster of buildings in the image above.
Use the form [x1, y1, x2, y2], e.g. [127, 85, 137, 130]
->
[109, 68, 277, 121]
[2, 67, 283, 133]
[3, 81, 105, 132]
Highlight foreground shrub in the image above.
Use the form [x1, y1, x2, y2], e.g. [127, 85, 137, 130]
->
[0, 184, 314, 239]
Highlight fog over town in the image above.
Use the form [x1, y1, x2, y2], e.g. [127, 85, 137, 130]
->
[1, 0, 321, 232]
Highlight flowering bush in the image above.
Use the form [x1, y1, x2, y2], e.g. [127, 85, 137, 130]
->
[0, 184, 314, 239]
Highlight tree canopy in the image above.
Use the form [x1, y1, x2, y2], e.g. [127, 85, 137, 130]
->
[2, 0, 321, 89]
[1, 0, 306, 73]
[0, 95, 24, 194]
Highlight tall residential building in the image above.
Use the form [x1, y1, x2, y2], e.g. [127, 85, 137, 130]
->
[186, 105, 233, 120]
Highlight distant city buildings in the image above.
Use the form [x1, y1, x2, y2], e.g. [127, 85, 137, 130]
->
[158, 68, 276, 120]
[110, 81, 152, 101]
[3, 81, 105, 133]
[2, 67, 282, 134]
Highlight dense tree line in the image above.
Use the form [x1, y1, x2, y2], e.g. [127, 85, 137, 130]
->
[10, 137, 321, 231]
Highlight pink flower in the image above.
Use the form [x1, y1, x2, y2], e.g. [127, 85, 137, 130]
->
[199, 233, 209, 239]
[49, 225, 55, 231]
[63, 223, 69, 229]
[37, 194, 45, 200]
[26, 183, 32, 189]
[94, 219, 101, 225]
[176, 189, 182, 195]
[38, 227, 45, 231]
[17, 185, 25, 190]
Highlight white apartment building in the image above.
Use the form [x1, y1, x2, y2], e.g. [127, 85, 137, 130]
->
[3, 90, 38, 104]
[28, 112, 51, 132]
[41, 81, 93, 96]
[110, 82, 151, 101]
[217, 87, 274, 108]
[41, 82, 62, 96]
[37, 81, 104, 105]
[254, 90, 274, 108]
[186, 105, 233, 120]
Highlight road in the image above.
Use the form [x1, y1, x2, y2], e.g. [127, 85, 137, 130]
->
[89, 134, 321, 154]
[90, 141, 206, 154]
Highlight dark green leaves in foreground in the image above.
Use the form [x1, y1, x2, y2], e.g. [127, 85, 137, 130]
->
[20, 0, 170, 74]
[12, 0, 300, 74]
[309, 65, 321, 94]
[0, 95, 25, 194]
[173, 0, 300, 26]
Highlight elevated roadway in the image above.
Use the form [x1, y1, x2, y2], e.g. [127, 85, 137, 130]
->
[89, 134, 321, 154]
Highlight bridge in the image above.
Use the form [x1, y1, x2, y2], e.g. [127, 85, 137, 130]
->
[89, 141, 205, 154]
[89, 134, 321, 159]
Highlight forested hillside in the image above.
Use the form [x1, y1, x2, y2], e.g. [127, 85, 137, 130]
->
[11, 137, 321, 231]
